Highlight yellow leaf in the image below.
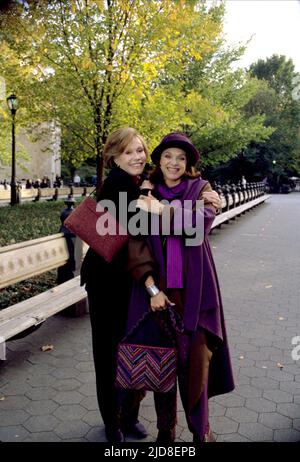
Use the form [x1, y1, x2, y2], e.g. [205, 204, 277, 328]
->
[41, 344, 54, 352]
[94, 0, 104, 11]
[82, 55, 93, 70]
[0, 108, 8, 119]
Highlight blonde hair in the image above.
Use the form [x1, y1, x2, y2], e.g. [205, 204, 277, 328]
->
[103, 127, 149, 169]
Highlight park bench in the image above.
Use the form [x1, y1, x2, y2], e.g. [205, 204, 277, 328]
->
[0, 233, 88, 360]
[212, 183, 270, 229]
[0, 182, 270, 361]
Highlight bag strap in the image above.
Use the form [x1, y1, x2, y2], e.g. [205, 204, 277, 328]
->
[88, 187, 96, 198]
[121, 305, 184, 346]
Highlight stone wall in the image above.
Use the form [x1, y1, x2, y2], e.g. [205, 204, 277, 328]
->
[0, 121, 61, 186]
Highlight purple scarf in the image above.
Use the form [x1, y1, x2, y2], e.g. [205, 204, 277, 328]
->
[156, 180, 188, 289]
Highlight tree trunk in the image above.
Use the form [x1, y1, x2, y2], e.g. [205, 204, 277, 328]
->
[96, 154, 103, 197]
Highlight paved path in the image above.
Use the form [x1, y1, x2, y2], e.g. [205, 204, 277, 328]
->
[1, 194, 300, 442]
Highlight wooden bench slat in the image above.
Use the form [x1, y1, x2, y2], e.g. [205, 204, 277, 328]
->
[0, 276, 87, 359]
[0, 276, 84, 323]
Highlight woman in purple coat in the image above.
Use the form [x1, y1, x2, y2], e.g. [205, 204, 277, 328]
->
[126, 132, 235, 443]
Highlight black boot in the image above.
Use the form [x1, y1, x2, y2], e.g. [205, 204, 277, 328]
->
[121, 420, 148, 439]
[156, 429, 176, 443]
[193, 428, 215, 443]
[105, 426, 125, 443]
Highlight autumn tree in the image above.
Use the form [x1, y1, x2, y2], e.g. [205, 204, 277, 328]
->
[0, 0, 274, 187]
[245, 55, 300, 186]
[111, 5, 273, 171]
[0, 0, 224, 184]
[179, 50, 274, 169]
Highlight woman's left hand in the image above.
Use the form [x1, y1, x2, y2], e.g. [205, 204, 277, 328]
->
[150, 291, 174, 311]
[136, 192, 164, 215]
[202, 191, 221, 210]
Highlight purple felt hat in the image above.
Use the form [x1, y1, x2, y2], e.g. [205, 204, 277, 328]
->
[151, 132, 200, 166]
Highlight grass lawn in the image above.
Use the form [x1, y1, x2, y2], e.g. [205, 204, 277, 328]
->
[0, 199, 81, 309]
[0, 200, 66, 246]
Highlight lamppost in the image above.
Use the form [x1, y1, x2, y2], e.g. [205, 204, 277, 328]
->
[272, 159, 277, 193]
[6, 93, 19, 205]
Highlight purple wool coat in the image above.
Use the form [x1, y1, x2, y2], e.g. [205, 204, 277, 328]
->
[126, 177, 235, 422]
